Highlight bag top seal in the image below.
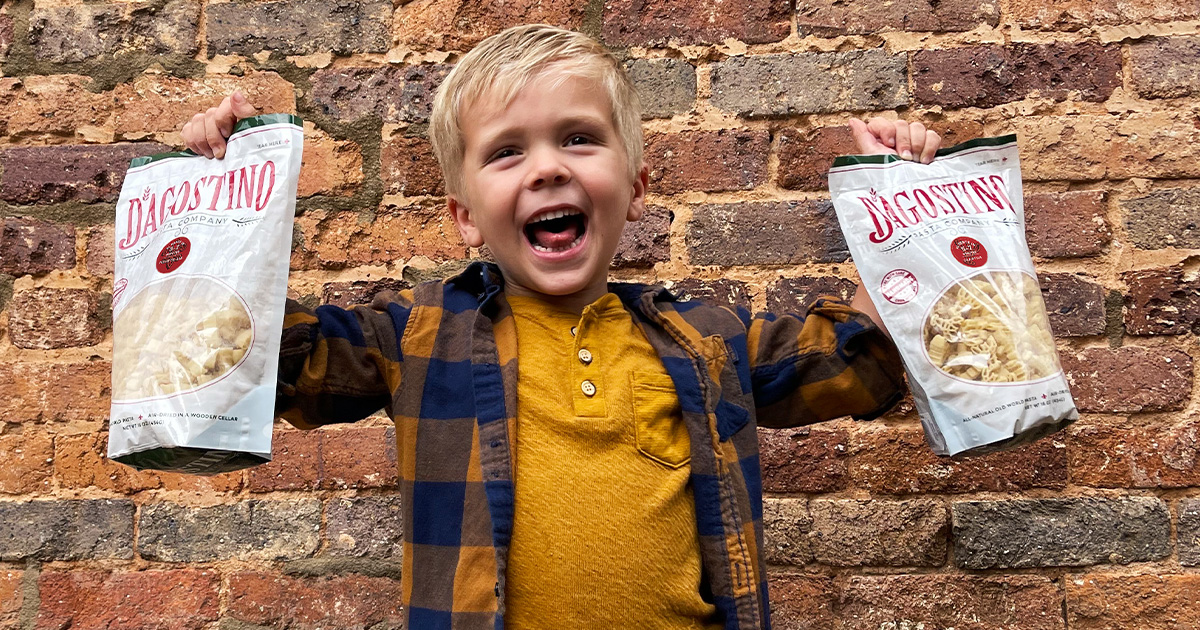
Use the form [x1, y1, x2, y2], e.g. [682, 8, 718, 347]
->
[128, 113, 304, 169]
[830, 133, 1017, 170]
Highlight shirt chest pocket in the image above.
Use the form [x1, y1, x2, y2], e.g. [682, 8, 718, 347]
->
[631, 372, 690, 469]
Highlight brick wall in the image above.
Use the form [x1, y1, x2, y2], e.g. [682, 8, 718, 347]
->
[1, 0, 1199, 628]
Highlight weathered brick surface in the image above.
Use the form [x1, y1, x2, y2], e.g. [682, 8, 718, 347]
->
[613, 204, 670, 269]
[322, 278, 412, 308]
[35, 570, 219, 630]
[0, 499, 133, 561]
[604, 0, 789, 46]
[767, 574, 836, 630]
[711, 52, 908, 117]
[1124, 267, 1200, 335]
[687, 201, 848, 266]
[395, 0, 584, 51]
[248, 427, 397, 492]
[54, 432, 159, 493]
[765, 276, 857, 313]
[1067, 574, 1200, 629]
[226, 572, 405, 628]
[0, 76, 113, 142]
[0, 143, 168, 205]
[809, 499, 947, 566]
[1037, 273, 1105, 337]
[952, 497, 1170, 569]
[0, 361, 111, 423]
[86, 225, 115, 277]
[0, 432, 54, 495]
[848, 426, 1068, 494]
[246, 429, 321, 491]
[138, 500, 321, 561]
[1013, 112, 1200, 181]
[30, 0, 201, 63]
[777, 126, 854, 192]
[798, 0, 998, 35]
[207, 0, 391, 56]
[324, 496, 404, 559]
[1024, 191, 1110, 258]
[1007, 0, 1200, 30]
[666, 278, 751, 310]
[0, 14, 12, 64]
[310, 65, 450, 124]
[757, 426, 849, 493]
[839, 575, 1064, 630]
[1068, 419, 1200, 488]
[0, 570, 20, 621]
[762, 498, 813, 565]
[625, 58, 697, 120]
[292, 205, 468, 270]
[1132, 37, 1200, 99]
[8, 288, 104, 349]
[1180, 499, 1200, 566]
[0, 218, 76, 276]
[381, 133, 444, 197]
[1060, 346, 1192, 413]
[913, 43, 1120, 109]
[113, 73, 295, 140]
[1124, 186, 1200, 250]
[299, 123, 363, 198]
[646, 130, 769, 195]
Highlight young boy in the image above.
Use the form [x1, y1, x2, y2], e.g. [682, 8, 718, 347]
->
[183, 24, 940, 630]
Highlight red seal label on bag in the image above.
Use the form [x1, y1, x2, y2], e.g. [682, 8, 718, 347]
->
[950, 237, 987, 267]
[156, 237, 191, 273]
[881, 269, 919, 305]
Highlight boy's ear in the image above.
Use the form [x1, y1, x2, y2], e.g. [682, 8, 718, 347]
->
[626, 162, 650, 223]
[447, 194, 485, 248]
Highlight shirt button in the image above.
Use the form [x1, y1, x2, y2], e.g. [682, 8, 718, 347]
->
[581, 380, 596, 397]
[578, 348, 593, 364]
[570, 326, 577, 337]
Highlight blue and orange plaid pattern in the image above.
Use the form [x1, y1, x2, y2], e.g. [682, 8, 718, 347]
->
[277, 262, 905, 630]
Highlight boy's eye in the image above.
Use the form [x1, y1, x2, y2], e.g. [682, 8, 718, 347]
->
[488, 148, 517, 162]
[566, 135, 592, 146]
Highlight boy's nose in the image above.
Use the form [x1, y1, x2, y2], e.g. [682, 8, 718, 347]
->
[526, 153, 571, 189]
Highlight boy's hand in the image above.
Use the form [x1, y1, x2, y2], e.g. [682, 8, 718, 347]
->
[848, 117, 941, 164]
[181, 92, 259, 159]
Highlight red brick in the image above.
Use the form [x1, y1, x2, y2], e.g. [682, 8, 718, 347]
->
[840, 575, 1063, 630]
[396, 0, 585, 51]
[156, 470, 242, 494]
[1007, 0, 1200, 30]
[777, 126, 854, 192]
[309, 65, 449, 124]
[0, 75, 113, 143]
[0, 361, 111, 424]
[35, 570, 219, 630]
[1024, 191, 1110, 258]
[112, 72, 295, 140]
[1061, 346, 1193, 413]
[247, 429, 320, 492]
[757, 426, 849, 493]
[1038, 272, 1106, 337]
[1132, 36, 1200, 99]
[913, 43, 1121, 109]
[848, 426, 1068, 494]
[0, 218, 76, 276]
[0, 570, 20, 619]
[1067, 418, 1200, 488]
[1067, 574, 1200, 629]
[646, 130, 770, 195]
[768, 574, 836, 630]
[291, 204, 467, 270]
[226, 571, 404, 628]
[86, 225, 114, 277]
[1012, 112, 1200, 181]
[0, 143, 169, 205]
[1124, 267, 1200, 336]
[612, 205, 670, 269]
[765, 276, 857, 313]
[321, 426, 397, 490]
[298, 123, 363, 198]
[8, 288, 104, 349]
[322, 278, 412, 308]
[797, 0, 998, 35]
[0, 433, 54, 495]
[54, 433, 160, 494]
[603, 0, 789, 46]
[381, 132, 444, 197]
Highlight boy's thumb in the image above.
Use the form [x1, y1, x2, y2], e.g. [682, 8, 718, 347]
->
[231, 92, 258, 119]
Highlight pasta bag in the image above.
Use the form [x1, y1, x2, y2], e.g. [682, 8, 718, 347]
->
[107, 114, 303, 474]
[828, 134, 1078, 456]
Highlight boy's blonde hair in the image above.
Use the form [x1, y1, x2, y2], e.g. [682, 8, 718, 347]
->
[429, 24, 643, 197]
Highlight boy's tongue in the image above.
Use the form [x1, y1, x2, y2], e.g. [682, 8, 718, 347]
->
[530, 222, 580, 250]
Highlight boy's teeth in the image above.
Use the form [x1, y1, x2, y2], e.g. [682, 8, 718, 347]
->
[532, 234, 583, 253]
[529, 209, 580, 224]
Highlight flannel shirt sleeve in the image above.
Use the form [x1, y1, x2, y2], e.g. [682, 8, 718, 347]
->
[275, 290, 411, 429]
[740, 296, 906, 428]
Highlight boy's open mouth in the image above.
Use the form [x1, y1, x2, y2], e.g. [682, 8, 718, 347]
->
[524, 208, 588, 253]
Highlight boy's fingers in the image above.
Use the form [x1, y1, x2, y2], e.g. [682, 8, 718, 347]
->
[230, 92, 259, 119]
[920, 130, 941, 164]
[186, 113, 212, 157]
[866, 117, 897, 150]
[203, 108, 224, 159]
[214, 97, 237, 145]
[908, 121, 927, 162]
[892, 120, 913, 161]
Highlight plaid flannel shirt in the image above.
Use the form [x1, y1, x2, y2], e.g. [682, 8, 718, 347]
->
[277, 262, 905, 630]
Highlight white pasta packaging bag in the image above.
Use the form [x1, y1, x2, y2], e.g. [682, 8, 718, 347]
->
[828, 134, 1078, 456]
[107, 114, 303, 474]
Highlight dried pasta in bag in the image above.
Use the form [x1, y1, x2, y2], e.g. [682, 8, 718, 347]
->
[107, 114, 303, 474]
[829, 135, 1078, 456]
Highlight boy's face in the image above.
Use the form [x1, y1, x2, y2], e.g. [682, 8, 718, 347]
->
[447, 73, 649, 309]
